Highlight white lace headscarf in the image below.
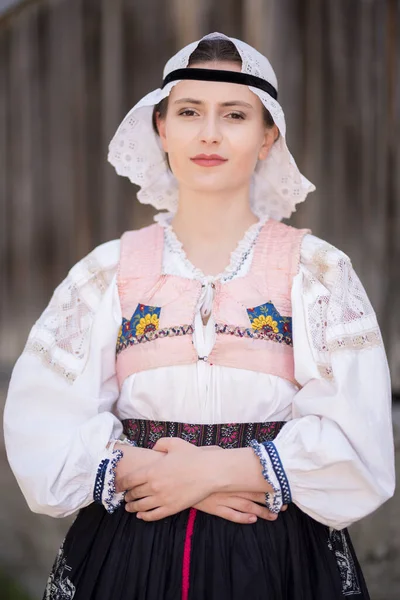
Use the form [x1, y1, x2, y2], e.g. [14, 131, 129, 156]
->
[108, 32, 315, 222]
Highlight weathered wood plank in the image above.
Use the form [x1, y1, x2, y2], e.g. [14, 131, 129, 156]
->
[0, 23, 10, 362]
[100, 0, 124, 241]
[8, 10, 36, 356]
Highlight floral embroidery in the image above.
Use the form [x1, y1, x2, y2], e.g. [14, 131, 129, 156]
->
[122, 304, 160, 338]
[328, 528, 361, 595]
[43, 541, 76, 599]
[122, 419, 285, 449]
[182, 424, 202, 445]
[136, 313, 159, 336]
[115, 304, 197, 354]
[251, 314, 279, 334]
[247, 302, 292, 340]
[219, 425, 239, 446]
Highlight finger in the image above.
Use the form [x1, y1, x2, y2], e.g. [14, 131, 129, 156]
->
[116, 470, 148, 493]
[214, 506, 258, 524]
[124, 484, 152, 503]
[231, 492, 266, 503]
[125, 497, 159, 513]
[281, 504, 288, 511]
[137, 507, 168, 522]
[228, 498, 278, 521]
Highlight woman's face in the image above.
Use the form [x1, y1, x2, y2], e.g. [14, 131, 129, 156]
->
[156, 61, 278, 196]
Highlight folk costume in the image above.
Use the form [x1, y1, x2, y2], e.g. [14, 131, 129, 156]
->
[4, 32, 395, 600]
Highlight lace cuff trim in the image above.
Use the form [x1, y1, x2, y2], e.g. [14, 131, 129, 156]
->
[249, 439, 291, 513]
[93, 439, 137, 514]
[262, 441, 292, 505]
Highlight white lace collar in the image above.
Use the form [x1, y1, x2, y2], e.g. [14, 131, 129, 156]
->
[157, 214, 267, 283]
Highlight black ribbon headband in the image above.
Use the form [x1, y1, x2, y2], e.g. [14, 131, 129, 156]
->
[162, 68, 278, 101]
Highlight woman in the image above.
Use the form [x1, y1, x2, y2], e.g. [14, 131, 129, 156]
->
[4, 32, 395, 600]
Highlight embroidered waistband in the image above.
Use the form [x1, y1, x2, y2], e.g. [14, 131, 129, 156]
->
[122, 419, 285, 449]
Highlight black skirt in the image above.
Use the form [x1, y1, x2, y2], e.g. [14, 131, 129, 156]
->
[43, 420, 370, 600]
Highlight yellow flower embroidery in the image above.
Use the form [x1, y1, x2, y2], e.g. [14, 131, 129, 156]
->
[251, 315, 279, 334]
[135, 313, 159, 336]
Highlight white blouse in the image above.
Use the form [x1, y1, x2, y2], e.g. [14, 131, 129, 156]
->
[3, 218, 395, 530]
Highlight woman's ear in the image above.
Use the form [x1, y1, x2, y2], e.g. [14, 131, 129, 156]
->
[155, 113, 168, 152]
[258, 124, 279, 161]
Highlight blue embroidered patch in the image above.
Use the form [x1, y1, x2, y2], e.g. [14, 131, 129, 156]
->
[246, 301, 292, 343]
[117, 304, 161, 352]
[116, 304, 194, 354]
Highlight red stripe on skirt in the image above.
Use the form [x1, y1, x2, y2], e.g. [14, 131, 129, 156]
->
[182, 508, 198, 600]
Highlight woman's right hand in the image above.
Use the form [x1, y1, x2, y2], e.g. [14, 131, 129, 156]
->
[193, 445, 287, 524]
[114, 444, 165, 487]
[194, 492, 288, 524]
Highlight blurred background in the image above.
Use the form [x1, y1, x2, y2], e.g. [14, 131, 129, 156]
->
[0, 0, 399, 598]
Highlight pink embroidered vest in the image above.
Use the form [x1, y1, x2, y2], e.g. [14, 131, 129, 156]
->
[116, 219, 309, 389]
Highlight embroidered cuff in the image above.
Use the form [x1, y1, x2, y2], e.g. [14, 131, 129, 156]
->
[249, 439, 291, 513]
[93, 439, 137, 514]
[262, 441, 292, 506]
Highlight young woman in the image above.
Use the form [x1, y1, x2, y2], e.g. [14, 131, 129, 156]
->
[4, 32, 395, 600]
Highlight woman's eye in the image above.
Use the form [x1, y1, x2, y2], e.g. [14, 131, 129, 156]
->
[179, 109, 198, 117]
[227, 112, 245, 120]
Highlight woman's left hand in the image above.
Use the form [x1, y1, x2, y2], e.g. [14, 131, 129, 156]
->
[118, 437, 215, 521]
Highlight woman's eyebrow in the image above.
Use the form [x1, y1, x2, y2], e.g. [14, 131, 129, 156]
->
[173, 98, 254, 109]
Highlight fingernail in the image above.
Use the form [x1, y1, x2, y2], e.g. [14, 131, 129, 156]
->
[249, 515, 257, 523]
[136, 513, 142, 519]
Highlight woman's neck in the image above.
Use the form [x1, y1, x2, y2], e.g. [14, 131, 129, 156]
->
[169, 187, 260, 277]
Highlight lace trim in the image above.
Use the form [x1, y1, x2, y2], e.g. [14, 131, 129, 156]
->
[93, 440, 138, 514]
[262, 441, 292, 505]
[315, 329, 381, 381]
[24, 252, 116, 384]
[328, 329, 382, 353]
[159, 215, 266, 283]
[249, 439, 283, 513]
[103, 450, 125, 514]
[24, 340, 78, 383]
[317, 363, 334, 381]
[93, 457, 110, 504]
[302, 241, 380, 373]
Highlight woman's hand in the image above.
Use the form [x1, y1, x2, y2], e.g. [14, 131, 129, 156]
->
[118, 438, 216, 521]
[118, 439, 287, 523]
[194, 492, 288, 524]
[114, 443, 164, 486]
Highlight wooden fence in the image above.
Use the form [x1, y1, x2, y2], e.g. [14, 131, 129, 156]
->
[0, 0, 399, 390]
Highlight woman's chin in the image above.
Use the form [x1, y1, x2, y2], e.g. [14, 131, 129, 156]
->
[181, 175, 245, 194]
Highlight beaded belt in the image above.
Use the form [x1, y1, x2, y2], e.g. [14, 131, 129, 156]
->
[122, 419, 285, 450]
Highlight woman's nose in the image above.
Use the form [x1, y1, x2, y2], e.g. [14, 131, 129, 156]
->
[199, 115, 222, 144]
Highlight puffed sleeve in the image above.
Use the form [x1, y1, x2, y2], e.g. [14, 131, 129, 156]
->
[260, 234, 395, 530]
[3, 239, 132, 518]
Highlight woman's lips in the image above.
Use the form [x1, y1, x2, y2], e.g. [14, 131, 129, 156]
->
[190, 157, 228, 167]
